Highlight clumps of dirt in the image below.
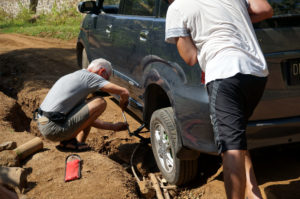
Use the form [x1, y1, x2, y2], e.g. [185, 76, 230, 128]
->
[0, 92, 30, 132]
[86, 130, 157, 177]
[0, 78, 49, 136]
[17, 82, 51, 137]
[110, 143, 158, 176]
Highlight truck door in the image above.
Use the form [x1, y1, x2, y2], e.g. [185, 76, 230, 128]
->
[88, 1, 119, 64]
[108, 0, 156, 116]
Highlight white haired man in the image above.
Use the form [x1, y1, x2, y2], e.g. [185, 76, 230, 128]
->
[35, 58, 129, 151]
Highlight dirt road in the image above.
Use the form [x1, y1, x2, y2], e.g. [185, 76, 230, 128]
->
[0, 34, 300, 199]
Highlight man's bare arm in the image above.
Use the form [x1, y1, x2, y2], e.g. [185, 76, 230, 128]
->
[175, 36, 198, 66]
[92, 119, 128, 131]
[248, 0, 273, 23]
[101, 82, 129, 111]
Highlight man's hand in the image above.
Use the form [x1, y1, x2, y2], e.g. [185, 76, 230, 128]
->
[119, 87, 129, 111]
[112, 122, 128, 131]
[119, 97, 129, 111]
[101, 82, 129, 111]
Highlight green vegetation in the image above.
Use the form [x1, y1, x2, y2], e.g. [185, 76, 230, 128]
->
[270, 0, 300, 15]
[0, 1, 84, 40]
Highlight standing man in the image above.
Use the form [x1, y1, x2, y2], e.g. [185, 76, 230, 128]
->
[165, 0, 273, 198]
[35, 58, 129, 151]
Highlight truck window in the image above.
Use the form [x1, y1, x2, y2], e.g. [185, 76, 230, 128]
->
[269, 0, 300, 16]
[122, 0, 155, 16]
[157, 0, 300, 18]
[103, 0, 121, 5]
[158, 0, 169, 18]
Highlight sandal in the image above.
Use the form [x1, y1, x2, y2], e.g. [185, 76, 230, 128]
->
[56, 138, 91, 152]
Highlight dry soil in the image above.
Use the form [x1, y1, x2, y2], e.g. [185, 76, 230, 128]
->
[0, 33, 300, 199]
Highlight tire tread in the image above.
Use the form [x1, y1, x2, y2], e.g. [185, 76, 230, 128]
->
[150, 107, 198, 185]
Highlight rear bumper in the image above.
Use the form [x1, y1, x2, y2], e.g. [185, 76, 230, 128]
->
[247, 116, 300, 149]
[181, 115, 300, 156]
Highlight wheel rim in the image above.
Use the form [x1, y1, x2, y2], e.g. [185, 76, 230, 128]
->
[153, 123, 174, 173]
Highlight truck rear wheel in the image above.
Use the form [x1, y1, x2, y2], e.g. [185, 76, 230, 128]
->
[150, 107, 198, 185]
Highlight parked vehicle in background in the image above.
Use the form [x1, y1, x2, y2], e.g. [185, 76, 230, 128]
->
[77, 0, 300, 185]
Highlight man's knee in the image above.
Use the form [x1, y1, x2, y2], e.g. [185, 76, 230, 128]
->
[94, 96, 107, 107]
[222, 150, 246, 158]
[88, 97, 107, 114]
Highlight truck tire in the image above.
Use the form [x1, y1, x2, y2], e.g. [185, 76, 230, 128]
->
[82, 48, 89, 69]
[150, 107, 198, 185]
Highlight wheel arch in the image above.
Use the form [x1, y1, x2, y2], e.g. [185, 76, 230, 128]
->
[76, 41, 84, 68]
[142, 57, 185, 126]
[142, 60, 201, 161]
[144, 83, 171, 126]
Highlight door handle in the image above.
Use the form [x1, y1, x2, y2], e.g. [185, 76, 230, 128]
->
[106, 24, 112, 34]
[139, 30, 149, 42]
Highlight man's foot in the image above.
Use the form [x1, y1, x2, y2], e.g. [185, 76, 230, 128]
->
[56, 138, 91, 152]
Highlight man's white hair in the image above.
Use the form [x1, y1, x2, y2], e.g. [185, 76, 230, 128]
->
[87, 58, 113, 78]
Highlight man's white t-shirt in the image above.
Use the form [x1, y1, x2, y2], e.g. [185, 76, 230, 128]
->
[165, 0, 268, 84]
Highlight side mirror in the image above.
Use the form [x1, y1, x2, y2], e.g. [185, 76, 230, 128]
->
[78, 1, 98, 14]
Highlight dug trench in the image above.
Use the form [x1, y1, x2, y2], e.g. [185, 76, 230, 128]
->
[1, 34, 300, 199]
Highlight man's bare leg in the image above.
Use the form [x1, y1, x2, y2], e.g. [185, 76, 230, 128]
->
[75, 96, 127, 143]
[222, 150, 246, 199]
[91, 119, 127, 130]
[58, 97, 106, 150]
[245, 151, 262, 199]
[76, 126, 91, 143]
[70, 97, 107, 142]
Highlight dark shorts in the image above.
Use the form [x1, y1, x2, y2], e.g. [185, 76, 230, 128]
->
[37, 102, 89, 142]
[207, 73, 267, 154]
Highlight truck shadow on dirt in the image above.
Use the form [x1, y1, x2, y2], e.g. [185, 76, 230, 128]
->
[0, 48, 77, 99]
[184, 143, 300, 198]
[0, 48, 77, 133]
[253, 143, 300, 198]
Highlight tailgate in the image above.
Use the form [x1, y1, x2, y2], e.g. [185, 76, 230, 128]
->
[251, 15, 300, 120]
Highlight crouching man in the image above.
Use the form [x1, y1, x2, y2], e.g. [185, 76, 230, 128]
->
[34, 58, 129, 152]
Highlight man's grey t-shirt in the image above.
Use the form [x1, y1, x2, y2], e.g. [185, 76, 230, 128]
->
[40, 69, 109, 115]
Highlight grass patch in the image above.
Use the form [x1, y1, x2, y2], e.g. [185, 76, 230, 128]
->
[0, 24, 80, 40]
[0, 2, 84, 40]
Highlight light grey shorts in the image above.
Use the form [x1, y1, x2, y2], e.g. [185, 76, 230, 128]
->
[37, 102, 89, 142]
